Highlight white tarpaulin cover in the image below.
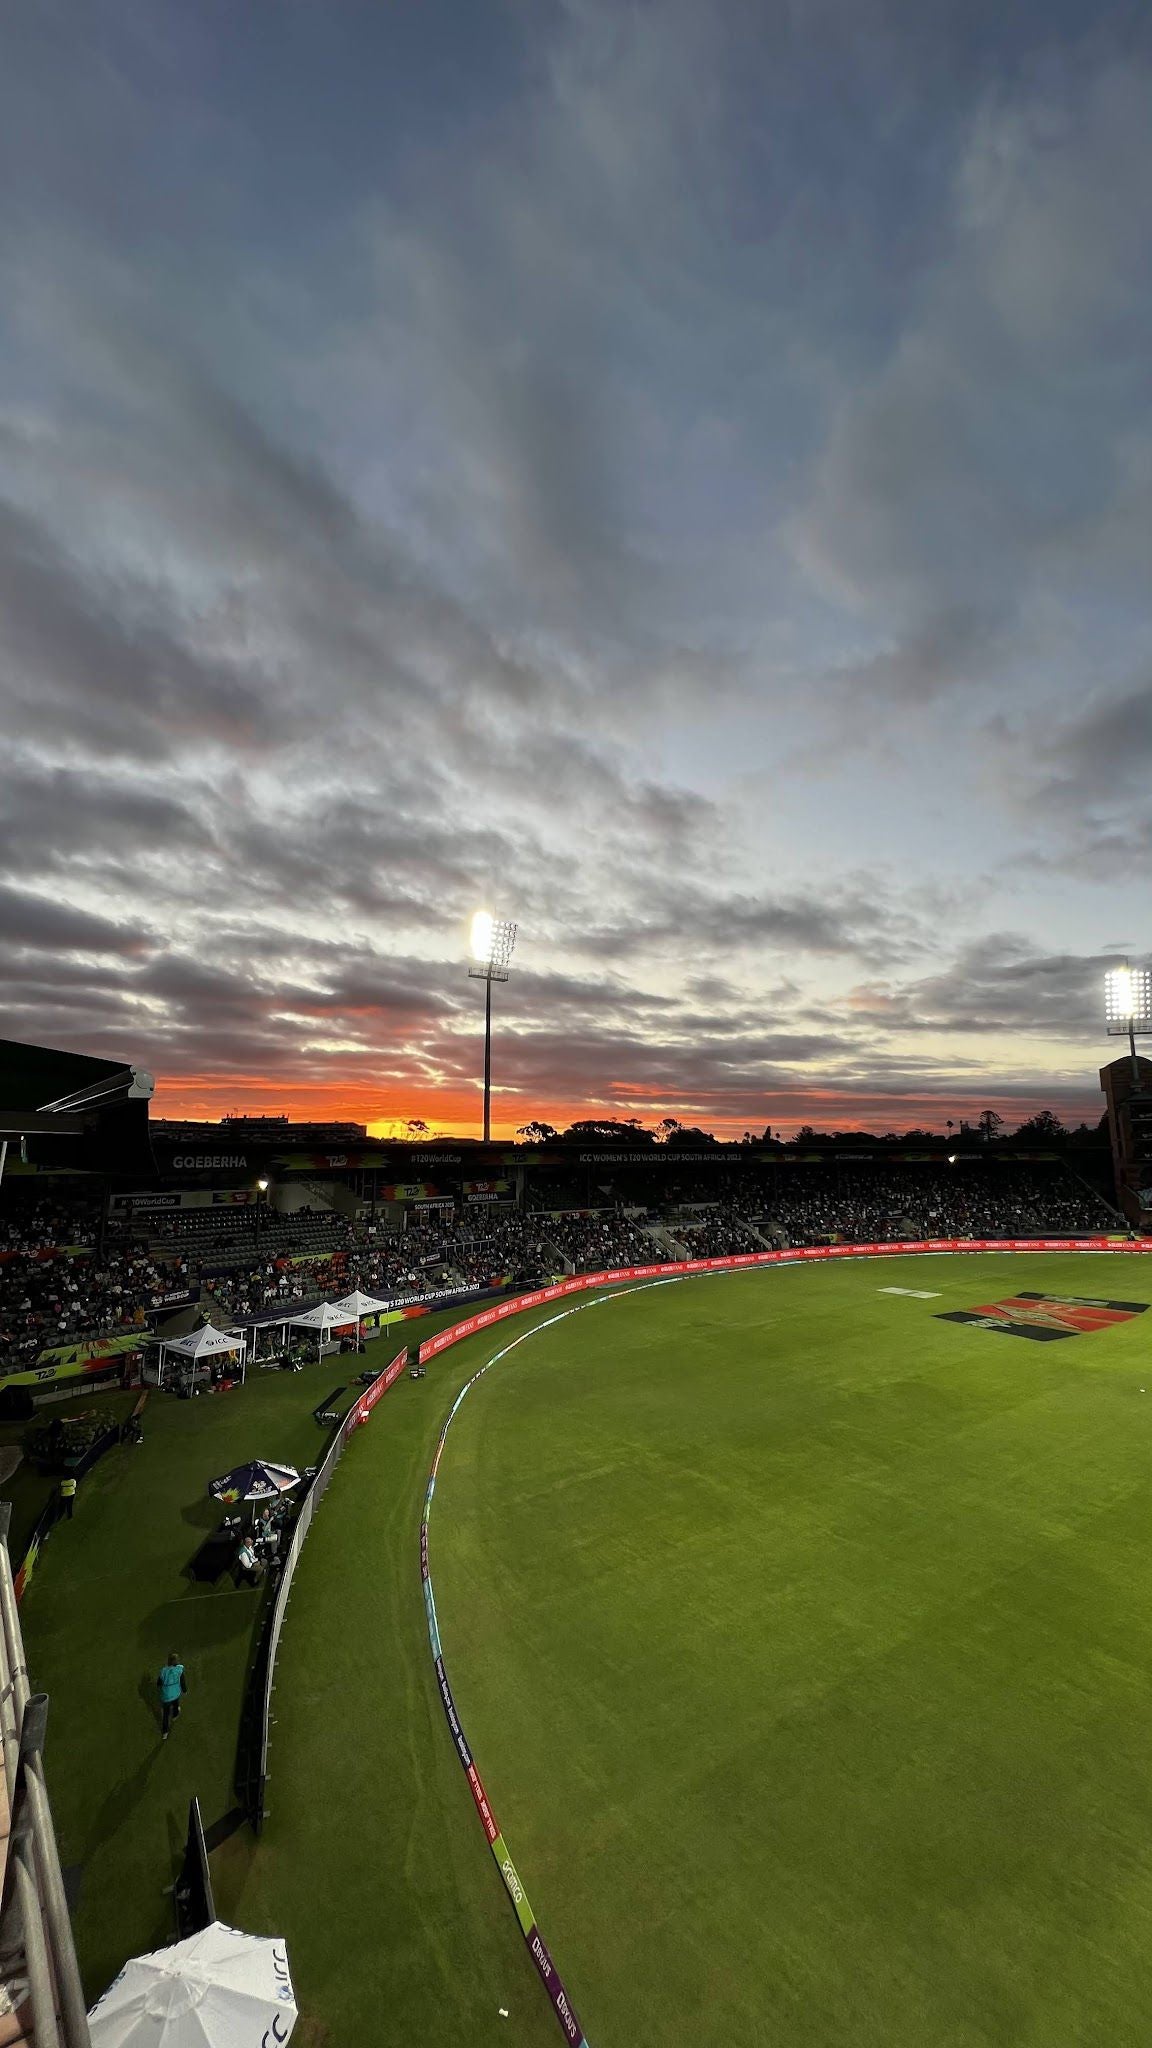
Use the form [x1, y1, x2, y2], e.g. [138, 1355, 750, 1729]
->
[88, 1921, 297, 2047]
[328, 1290, 392, 1318]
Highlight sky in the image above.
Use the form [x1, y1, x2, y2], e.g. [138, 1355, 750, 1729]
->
[1, 0, 1150, 1139]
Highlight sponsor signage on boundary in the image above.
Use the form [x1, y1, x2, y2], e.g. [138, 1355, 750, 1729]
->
[343, 1348, 409, 1434]
[417, 1238, 1152, 1363]
[421, 1379, 592, 2048]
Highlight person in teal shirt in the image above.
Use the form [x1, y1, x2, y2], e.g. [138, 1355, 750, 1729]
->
[157, 1653, 186, 1738]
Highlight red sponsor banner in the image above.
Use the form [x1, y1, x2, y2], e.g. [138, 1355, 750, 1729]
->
[417, 1240, 1152, 1363]
[343, 1347, 408, 1436]
[465, 1760, 502, 1845]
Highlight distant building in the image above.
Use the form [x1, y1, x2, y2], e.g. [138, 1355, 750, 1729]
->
[153, 1118, 368, 1145]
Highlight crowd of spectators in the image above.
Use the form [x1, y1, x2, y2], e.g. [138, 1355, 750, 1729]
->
[2, 1198, 99, 1255]
[544, 1213, 659, 1270]
[0, 1243, 193, 1364]
[675, 1204, 769, 1257]
[759, 1165, 1114, 1245]
[0, 1164, 1123, 1371]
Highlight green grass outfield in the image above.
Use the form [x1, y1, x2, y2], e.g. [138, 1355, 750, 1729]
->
[242, 1252, 1152, 2047]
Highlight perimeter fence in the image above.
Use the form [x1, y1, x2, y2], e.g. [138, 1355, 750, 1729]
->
[236, 1345, 409, 1830]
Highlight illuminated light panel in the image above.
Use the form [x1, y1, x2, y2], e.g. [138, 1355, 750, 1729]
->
[1105, 964, 1152, 1028]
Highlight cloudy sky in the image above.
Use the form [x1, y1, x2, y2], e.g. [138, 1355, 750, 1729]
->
[2, 0, 1149, 1137]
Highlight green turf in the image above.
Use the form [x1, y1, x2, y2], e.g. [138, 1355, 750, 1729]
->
[13, 1365, 360, 2002]
[0, 1390, 138, 1562]
[19, 1257, 1152, 2045]
[423, 1256, 1152, 2046]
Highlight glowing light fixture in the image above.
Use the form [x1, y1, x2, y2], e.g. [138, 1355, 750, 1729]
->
[1105, 965, 1152, 1028]
[1104, 960, 1151, 1084]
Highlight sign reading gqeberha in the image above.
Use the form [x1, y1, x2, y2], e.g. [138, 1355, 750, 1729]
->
[937, 1291, 1150, 1342]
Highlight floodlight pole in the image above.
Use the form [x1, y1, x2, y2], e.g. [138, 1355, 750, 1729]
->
[469, 914, 517, 1147]
[483, 973, 493, 1144]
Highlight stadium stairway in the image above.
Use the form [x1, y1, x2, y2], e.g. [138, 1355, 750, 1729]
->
[648, 1224, 690, 1258]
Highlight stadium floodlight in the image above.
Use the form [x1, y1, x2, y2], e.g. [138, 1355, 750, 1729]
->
[255, 1177, 270, 1256]
[468, 910, 518, 1143]
[1104, 961, 1152, 1082]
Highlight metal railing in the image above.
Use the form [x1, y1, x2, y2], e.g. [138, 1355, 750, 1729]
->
[0, 1506, 89, 2047]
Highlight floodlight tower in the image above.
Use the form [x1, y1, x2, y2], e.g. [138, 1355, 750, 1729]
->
[1104, 962, 1152, 1083]
[469, 911, 517, 1144]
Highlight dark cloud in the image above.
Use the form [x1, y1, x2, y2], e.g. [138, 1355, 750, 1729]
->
[845, 937, 1109, 1038]
[0, 883, 149, 958]
[0, 500, 285, 763]
[0, 4, 1144, 1133]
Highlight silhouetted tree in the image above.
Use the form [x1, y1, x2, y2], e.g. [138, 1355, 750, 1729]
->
[516, 1121, 559, 1143]
[1012, 1110, 1066, 1142]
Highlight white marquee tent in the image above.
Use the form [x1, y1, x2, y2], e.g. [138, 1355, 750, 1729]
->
[156, 1323, 246, 1387]
[284, 1301, 357, 1359]
[328, 1290, 392, 1346]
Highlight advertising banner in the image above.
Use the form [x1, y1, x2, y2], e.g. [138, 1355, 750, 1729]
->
[418, 1239, 1152, 1363]
[143, 1291, 200, 1320]
[15, 1333, 142, 1385]
[421, 1383, 592, 2048]
[343, 1348, 409, 1435]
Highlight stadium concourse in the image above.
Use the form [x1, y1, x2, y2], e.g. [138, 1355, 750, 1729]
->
[0, 1154, 1122, 1379]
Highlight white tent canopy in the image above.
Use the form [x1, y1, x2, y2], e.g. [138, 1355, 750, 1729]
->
[163, 1326, 245, 1360]
[88, 1920, 297, 2048]
[328, 1290, 392, 1319]
[156, 1323, 245, 1387]
[285, 1304, 355, 1331]
[285, 1301, 357, 1359]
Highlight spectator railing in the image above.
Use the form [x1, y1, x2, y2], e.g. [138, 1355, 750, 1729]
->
[0, 1505, 90, 2047]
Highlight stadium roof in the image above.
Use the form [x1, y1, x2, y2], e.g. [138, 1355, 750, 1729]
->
[0, 1039, 154, 1130]
[0, 1037, 155, 1175]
